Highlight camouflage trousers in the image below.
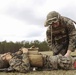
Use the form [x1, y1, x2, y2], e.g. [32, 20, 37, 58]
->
[43, 55, 75, 70]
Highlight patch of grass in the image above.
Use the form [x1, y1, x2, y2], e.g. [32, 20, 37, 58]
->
[40, 51, 76, 56]
[1, 70, 76, 75]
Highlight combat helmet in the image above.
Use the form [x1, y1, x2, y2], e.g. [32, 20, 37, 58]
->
[44, 11, 61, 27]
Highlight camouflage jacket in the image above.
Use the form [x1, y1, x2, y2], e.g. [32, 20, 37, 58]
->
[9, 53, 30, 73]
[46, 16, 76, 55]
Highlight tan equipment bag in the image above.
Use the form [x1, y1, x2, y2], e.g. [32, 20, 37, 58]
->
[28, 54, 43, 67]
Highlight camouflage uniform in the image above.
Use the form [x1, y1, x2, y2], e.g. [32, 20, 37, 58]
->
[45, 11, 76, 55]
[43, 55, 75, 70]
[9, 53, 30, 73]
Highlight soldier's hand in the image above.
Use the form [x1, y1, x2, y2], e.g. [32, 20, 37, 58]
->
[64, 50, 71, 57]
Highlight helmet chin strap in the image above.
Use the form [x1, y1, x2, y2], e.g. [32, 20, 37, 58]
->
[51, 25, 52, 51]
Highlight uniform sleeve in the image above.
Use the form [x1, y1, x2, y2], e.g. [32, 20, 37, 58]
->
[9, 53, 30, 73]
[67, 20, 76, 51]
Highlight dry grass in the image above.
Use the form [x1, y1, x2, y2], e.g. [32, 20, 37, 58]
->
[1, 70, 76, 75]
[40, 51, 76, 56]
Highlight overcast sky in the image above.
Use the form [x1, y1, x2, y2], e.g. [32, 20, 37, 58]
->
[0, 0, 76, 42]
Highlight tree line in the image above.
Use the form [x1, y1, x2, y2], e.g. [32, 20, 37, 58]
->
[0, 40, 49, 54]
